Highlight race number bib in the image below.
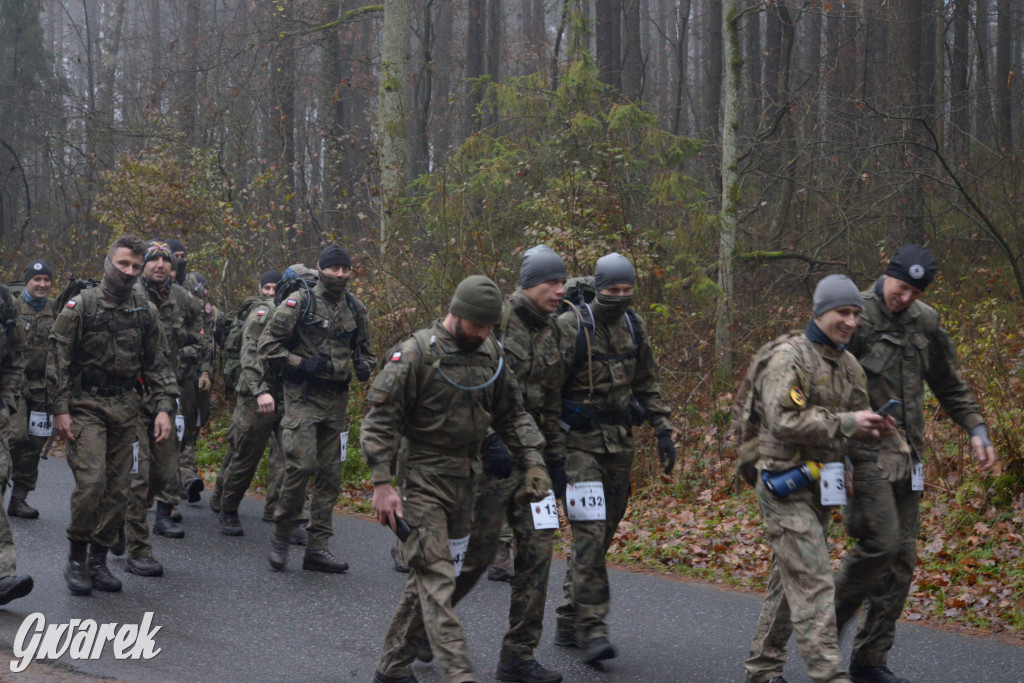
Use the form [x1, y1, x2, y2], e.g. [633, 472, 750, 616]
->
[339, 430, 349, 463]
[530, 491, 559, 530]
[131, 441, 140, 475]
[819, 462, 847, 506]
[911, 462, 924, 492]
[28, 411, 53, 437]
[174, 414, 185, 442]
[449, 535, 470, 577]
[566, 481, 606, 521]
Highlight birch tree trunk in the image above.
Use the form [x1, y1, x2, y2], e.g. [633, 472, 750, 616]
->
[716, 0, 740, 386]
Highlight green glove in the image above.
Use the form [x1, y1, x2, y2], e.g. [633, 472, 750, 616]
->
[516, 465, 552, 505]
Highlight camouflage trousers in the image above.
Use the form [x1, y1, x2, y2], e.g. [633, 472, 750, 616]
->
[8, 399, 48, 495]
[744, 474, 849, 683]
[177, 365, 202, 488]
[274, 383, 346, 550]
[126, 406, 180, 559]
[0, 409, 17, 578]
[404, 465, 556, 664]
[555, 447, 634, 644]
[834, 459, 901, 643]
[64, 391, 141, 548]
[377, 466, 478, 683]
[845, 476, 920, 668]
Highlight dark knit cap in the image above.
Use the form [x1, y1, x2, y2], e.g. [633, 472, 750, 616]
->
[24, 259, 53, 282]
[812, 274, 862, 317]
[143, 240, 176, 267]
[261, 270, 283, 288]
[594, 252, 635, 291]
[318, 245, 352, 270]
[885, 245, 937, 291]
[166, 238, 186, 255]
[450, 275, 504, 326]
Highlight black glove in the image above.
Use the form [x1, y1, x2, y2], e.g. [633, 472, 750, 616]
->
[657, 429, 676, 474]
[355, 360, 372, 383]
[482, 433, 512, 479]
[548, 464, 567, 499]
[298, 356, 328, 376]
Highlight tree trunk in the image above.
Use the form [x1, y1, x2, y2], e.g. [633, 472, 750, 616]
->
[887, 0, 926, 245]
[671, 0, 691, 135]
[484, 0, 501, 127]
[94, 0, 127, 168]
[378, 0, 412, 251]
[994, 0, 1012, 149]
[950, 0, 971, 151]
[407, 0, 433, 180]
[742, 2, 761, 142]
[621, 0, 643, 100]
[465, 0, 485, 134]
[596, 0, 621, 89]
[703, 0, 722, 136]
[269, 1, 297, 235]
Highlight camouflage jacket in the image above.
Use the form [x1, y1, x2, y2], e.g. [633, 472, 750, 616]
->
[753, 333, 868, 471]
[237, 297, 276, 398]
[15, 294, 53, 405]
[361, 319, 545, 484]
[499, 289, 566, 471]
[848, 284, 984, 459]
[0, 286, 26, 413]
[134, 280, 209, 384]
[556, 306, 671, 455]
[181, 272, 215, 376]
[258, 281, 375, 388]
[47, 286, 178, 415]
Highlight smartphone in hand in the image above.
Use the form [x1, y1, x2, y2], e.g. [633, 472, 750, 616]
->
[876, 399, 902, 415]
[393, 517, 411, 542]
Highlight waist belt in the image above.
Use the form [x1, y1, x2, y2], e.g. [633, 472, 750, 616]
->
[81, 383, 134, 397]
[561, 400, 631, 432]
[285, 372, 350, 392]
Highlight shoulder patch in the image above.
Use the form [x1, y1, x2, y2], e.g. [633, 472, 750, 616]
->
[390, 351, 403, 362]
[256, 309, 266, 316]
[789, 386, 807, 407]
[204, 302, 212, 314]
[285, 299, 297, 308]
[66, 300, 76, 309]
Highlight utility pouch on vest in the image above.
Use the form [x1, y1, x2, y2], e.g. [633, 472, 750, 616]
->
[561, 399, 597, 432]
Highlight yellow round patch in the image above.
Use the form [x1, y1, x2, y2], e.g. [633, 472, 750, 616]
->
[789, 386, 807, 407]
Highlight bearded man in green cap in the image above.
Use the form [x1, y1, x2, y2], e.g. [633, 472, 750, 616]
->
[365, 274, 552, 683]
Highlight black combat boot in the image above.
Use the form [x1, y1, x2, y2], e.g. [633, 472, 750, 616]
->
[110, 526, 126, 556]
[153, 501, 185, 538]
[7, 488, 39, 519]
[64, 540, 92, 596]
[268, 533, 290, 571]
[87, 543, 122, 592]
[302, 548, 348, 573]
[372, 671, 419, 683]
[582, 636, 616, 665]
[125, 555, 164, 577]
[289, 521, 307, 545]
[849, 664, 911, 683]
[496, 659, 563, 683]
[219, 509, 243, 536]
[181, 477, 204, 503]
[553, 630, 577, 648]
[0, 575, 34, 605]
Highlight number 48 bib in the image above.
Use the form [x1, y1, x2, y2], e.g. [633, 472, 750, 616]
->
[566, 481, 606, 521]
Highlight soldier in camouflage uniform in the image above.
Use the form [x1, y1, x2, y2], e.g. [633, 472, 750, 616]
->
[553, 253, 675, 665]
[121, 241, 207, 576]
[743, 274, 893, 683]
[48, 235, 178, 596]
[8, 259, 55, 520]
[365, 274, 552, 683]
[258, 245, 374, 573]
[0, 282, 33, 604]
[835, 246, 997, 683]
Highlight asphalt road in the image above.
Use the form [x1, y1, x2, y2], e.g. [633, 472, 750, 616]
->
[0, 456, 1020, 682]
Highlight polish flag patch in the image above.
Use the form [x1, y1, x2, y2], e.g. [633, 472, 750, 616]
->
[390, 351, 402, 362]
[256, 309, 265, 316]
[66, 301, 76, 308]
[285, 299, 297, 308]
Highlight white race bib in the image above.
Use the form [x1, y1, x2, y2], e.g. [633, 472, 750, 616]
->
[339, 430, 349, 463]
[449, 535, 470, 577]
[174, 414, 185, 442]
[819, 462, 847, 506]
[566, 481, 606, 521]
[131, 441, 140, 475]
[530, 490, 559, 530]
[28, 411, 53, 437]
[911, 462, 924, 492]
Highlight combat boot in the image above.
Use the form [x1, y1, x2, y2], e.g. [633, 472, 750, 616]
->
[373, 671, 419, 683]
[496, 659, 563, 683]
[153, 501, 185, 538]
[302, 548, 348, 573]
[110, 526, 126, 557]
[170, 505, 182, 522]
[487, 542, 514, 581]
[415, 639, 433, 663]
[553, 630, 577, 648]
[181, 477, 204, 503]
[769, 677, 789, 683]
[290, 521, 307, 545]
[87, 543, 122, 592]
[849, 664, 910, 683]
[7, 488, 39, 519]
[64, 541, 92, 596]
[268, 533, 290, 571]
[126, 555, 164, 577]
[219, 509, 244, 536]
[0, 575, 34, 605]
[582, 636, 616, 665]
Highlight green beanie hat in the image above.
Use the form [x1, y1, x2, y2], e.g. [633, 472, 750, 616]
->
[450, 275, 503, 326]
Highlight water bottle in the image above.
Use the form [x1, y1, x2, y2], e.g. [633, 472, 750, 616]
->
[761, 461, 822, 498]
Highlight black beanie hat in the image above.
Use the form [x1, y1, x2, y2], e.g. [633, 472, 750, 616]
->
[318, 245, 352, 270]
[24, 259, 53, 282]
[885, 245, 937, 291]
[166, 238, 186, 256]
[261, 270, 283, 288]
[143, 240, 176, 268]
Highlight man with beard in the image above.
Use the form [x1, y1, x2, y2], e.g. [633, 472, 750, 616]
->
[8, 259, 55, 520]
[120, 241, 207, 576]
[48, 235, 177, 595]
[365, 274, 552, 683]
[553, 252, 676, 665]
[258, 245, 374, 573]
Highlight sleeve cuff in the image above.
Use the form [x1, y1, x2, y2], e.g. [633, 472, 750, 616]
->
[838, 412, 858, 438]
[370, 465, 392, 485]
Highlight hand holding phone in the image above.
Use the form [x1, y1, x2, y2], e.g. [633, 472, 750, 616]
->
[876, 399, 902, 415]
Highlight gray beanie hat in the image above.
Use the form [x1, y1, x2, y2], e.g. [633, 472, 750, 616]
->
[812, 274, 863, 317]
[594, 252, 635, 291]
[520, 245, 568, 289]
[450, 275, 504, 326]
